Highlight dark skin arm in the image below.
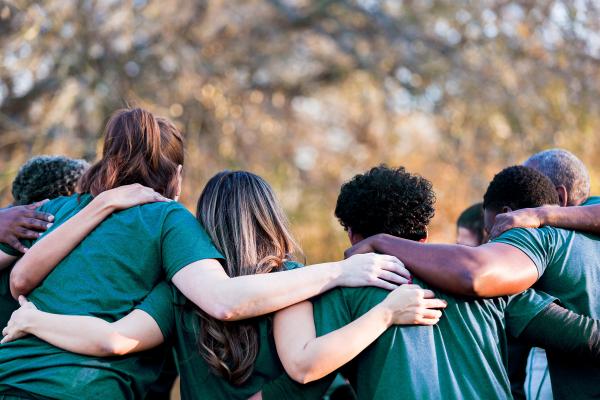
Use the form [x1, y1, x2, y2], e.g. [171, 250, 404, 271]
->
[0, 201, 53, 253]
[345, 234, 538, 297]
[490, 204, 600, 239]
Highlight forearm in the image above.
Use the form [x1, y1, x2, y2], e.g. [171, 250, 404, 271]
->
[10, 197, 113, 298]
[289, 304, 391, 383]
[370, 234, 481, 296]
[22, 311, 132, 356]
[176, 261, 344, 321]
[519, 303, 600, 361]
[369, 234, 536, 297]
[540, 205, 600, 234]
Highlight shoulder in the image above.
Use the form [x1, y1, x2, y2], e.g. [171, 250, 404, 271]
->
[41, 193, 85, 214]
[283, 260, 304, 271]
[582, 196, 600, 206]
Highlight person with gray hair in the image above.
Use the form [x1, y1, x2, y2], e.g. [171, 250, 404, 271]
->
[524, 148, 591, 207]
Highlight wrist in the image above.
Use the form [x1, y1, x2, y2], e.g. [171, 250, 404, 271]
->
[90, 192, 116, 216]
[19, 309, 40, 333]
[536, 207, 550, 227]
[373, 303, 394, 328]
[329, 261, 346, 289]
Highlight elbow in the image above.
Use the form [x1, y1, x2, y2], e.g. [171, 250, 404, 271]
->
[97, 333, 137, 356]
[10, 272, 33, 300]
[206, 303, 239, 321]
[285, 360, 321, 384]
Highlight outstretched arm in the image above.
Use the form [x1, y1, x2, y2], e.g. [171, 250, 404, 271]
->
[172, 253, 411, 322]
[345, 234, 538, 297]
[273, 285, 447, 383]
[10, 185, 170, 298]
[518, 302, 600, 361]
[490, 205, 600, 239]
[1, 297, 164, 356]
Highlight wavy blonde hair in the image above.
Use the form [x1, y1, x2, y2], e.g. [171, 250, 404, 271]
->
[195, 170, 302, 385]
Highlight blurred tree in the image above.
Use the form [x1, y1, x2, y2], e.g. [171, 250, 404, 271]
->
[1, 0, 599, 262]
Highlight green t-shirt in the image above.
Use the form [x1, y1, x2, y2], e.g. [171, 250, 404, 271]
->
[305, 280, 555, 400]
[0, 193, 223, 400]
[582, 195, 600, 205]
[0, 268, 17, 329]
[494, 227, 600, 399]
[140, 261, 327, 400]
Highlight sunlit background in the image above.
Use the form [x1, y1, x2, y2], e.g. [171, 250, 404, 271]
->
[1, 0, 599, 266]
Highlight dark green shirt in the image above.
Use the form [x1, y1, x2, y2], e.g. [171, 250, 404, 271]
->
[0, 194, 223, 400]
[0, 268, 17, 330]
[141, 262, 327, 400]
[494, 227, 600, 399]
[304, 280, 555, 400]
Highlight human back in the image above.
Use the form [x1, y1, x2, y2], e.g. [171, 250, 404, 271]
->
[0, 108, 222, 399]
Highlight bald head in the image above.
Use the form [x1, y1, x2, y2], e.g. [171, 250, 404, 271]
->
[524, 149, 590, 206]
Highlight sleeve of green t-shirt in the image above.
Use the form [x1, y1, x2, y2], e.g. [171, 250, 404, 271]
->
[505, 289, 557, 337]
[583, 196, 600, 206]
[160, 204, 224, 280]
[134, 281, 175, 340]
[262, 373, 336, 400]
[492, 227, 562, 278]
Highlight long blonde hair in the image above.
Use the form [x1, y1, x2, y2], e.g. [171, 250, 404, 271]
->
[195, 170, 302, 385]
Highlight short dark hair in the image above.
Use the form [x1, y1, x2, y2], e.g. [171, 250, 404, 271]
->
[457, 202, 484, 243]
[483, 166, 560, 212]
[335, 165, 435, 241]
[12, 155, 89, 205]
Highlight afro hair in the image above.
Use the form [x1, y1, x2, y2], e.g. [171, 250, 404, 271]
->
[483, 165, 559, 212]
[12, 155, 89, 205]
[335, 165, 435, 241]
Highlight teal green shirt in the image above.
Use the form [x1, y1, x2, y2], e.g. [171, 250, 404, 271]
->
[0, 268, 17, 330]
[582, 195, 600, 205]
[140, 262, 326, 400]
[494, 227, 600, 399]
[0, 194, 223, 400]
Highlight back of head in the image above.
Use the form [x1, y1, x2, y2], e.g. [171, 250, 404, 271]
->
[524, 149, 590, 206]
[12, 155, 89, 205]
[195, 170, 301, 385]
[456, 203, 485, 246]
[78, 108, 184, 198]
[335, 165, 436, 241]
[483, 165, 560, 212]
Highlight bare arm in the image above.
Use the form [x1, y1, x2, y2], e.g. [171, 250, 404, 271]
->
[1, 297, 164, 356]
[10, 185, 170, 298]
[345, 234, 538, 297]
[273, 285, 447, 383]
[172, 253, 411, 321]
[490, 205, 600, 239]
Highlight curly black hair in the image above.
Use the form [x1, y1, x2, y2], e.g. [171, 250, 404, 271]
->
[334, 165, 435, 241]
[12, 155, 89, 205]
[483, 165, 559, 212]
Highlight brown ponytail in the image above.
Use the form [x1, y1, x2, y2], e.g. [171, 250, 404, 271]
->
[79, 108, 184, 198]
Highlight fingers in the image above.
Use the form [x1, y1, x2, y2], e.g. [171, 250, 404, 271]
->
[8, 237, 28, 254]
[422, 298, 448, 309]
[414, 316, 440, 326]
[372, 278, 399, 291]
[21, 217, 53, 231]
[381, 261, 411, 280]
[420, 289, 436, 298]
[421, 308, 443, 319]
[13, 228, 41, 240]
[27, 199, 50, 209]
[378, 270, 411, 285]
[18, 296, 27, 306]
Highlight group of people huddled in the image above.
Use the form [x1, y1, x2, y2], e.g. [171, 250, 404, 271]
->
[0, 107, 598, 400]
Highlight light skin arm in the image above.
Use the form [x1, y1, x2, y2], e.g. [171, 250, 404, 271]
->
[1, 297, 164, 356]
[273, 285, 447, 384]
[9, 185, 170, 298]
[490, 205, 600, 239]
[345, 234, 539, 297]
[172, 253, 410, 321]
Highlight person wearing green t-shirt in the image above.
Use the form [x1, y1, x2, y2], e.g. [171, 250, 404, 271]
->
[343, 165, 600, 400]
[1, 171, 442, 400]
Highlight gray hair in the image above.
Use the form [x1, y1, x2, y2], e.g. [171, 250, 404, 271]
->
[524, 149, 590, 206]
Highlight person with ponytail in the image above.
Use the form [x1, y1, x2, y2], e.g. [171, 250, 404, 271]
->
[0, 108, 433, 399]
[1, 171, 445, 399]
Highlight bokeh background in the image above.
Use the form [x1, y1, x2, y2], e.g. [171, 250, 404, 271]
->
[1, 0, 599, 264]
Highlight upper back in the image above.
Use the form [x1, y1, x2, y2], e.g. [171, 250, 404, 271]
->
[312, 281, 511, 400]
[25, 193, 197, 320]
